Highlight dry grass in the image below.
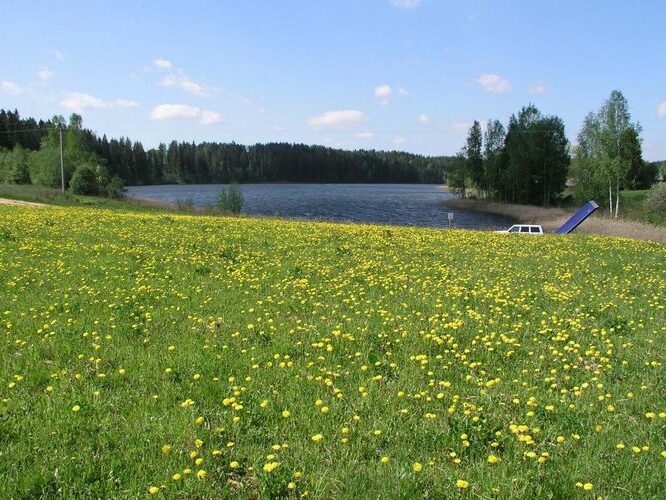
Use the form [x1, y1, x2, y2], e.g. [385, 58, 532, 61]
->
[444, 198, 666, 244]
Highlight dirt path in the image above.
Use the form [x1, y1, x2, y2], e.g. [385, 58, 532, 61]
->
[0, 198, 49, 207]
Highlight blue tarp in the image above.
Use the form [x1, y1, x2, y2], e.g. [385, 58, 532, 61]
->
[554, 201, 599, 234]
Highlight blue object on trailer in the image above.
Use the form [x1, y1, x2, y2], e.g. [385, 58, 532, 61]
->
[554, 200, 599, 234]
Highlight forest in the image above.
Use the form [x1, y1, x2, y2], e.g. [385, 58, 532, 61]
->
[0, 109, 452, 194]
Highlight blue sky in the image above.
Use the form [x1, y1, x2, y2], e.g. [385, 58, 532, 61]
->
[1, 0, 665, 159]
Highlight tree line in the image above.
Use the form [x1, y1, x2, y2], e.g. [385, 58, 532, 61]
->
[450, 90, 660, 213]
[0, 109, 453, 195]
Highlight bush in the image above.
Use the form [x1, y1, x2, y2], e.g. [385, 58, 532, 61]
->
[105, 175, 125, 199]
[216, 184, 244, 214]
[644, 183, 666, 214]
[9, 161, 31, 184]
[69, 164, 99, 195]
[176, 198, 195, 212]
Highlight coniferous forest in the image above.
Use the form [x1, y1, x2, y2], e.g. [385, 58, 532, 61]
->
[0, 109, 453, 191]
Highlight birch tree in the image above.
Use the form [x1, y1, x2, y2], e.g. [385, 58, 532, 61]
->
[572, 90, 640, 218]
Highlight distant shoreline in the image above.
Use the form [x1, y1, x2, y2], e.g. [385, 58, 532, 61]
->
[442, 198, 666, 244]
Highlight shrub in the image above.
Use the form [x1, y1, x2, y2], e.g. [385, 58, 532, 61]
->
[644, 183, 666, 214]
[105, 175, 126, 199]
[9, 161, 31, 184]
[216, 184, 244, 214]
[176, 198, 195, 212]
[69, 164, 99, 195]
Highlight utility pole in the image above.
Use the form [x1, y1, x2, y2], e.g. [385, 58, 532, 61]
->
[59, 127, 65, 192]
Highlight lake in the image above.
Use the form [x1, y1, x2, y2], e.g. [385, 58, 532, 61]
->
[126, 184, 513, 230]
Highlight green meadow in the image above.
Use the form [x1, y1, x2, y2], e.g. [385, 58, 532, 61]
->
[1, 205, 664, 498]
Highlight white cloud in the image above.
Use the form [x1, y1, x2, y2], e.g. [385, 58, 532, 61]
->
[1, 80, 24, 96]
[657, 101, 666, 118]
[37, 67, 54, 81]
[374, 84, 392, 98]
[417, 113, 431, 124]
[307, 109, 367, 128]
[354, 131, 375, 139]
[153, 58, 172, 70]
[161, 72, 208, 97]
[391, 0, 421, 9]
[475, 73, 512, 93]
[530, 81, 548, 95]
[150, 104, 223, 125]
[60, 92, 139, 113]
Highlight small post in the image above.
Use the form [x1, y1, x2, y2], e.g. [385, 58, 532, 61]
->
[448, 212, 454, 229]
[59, 127, 65, 193]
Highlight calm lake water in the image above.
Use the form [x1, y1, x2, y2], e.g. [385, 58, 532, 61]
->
[126, 184, 513, 230]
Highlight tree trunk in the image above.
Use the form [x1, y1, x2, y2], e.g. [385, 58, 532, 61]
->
[608, 180, 613, 218]
[615, 179, 620, 219]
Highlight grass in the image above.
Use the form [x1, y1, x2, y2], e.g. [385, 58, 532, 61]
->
[0, 205, 665, 498]
[0, 183, 175, 213]
[619, 190, 666, 227]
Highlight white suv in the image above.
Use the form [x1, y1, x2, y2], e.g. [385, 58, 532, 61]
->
[494, 224, 544, 235]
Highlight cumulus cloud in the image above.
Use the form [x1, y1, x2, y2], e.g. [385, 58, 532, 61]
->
[417, 113, 431, 124]
[38, 67, 54, 81]
[354, 131, 375, 139]
[374, 84, 392, 98]
[391, 0, 421, 9]
[150, 104, 223, 125]
[657, 101, 666, 118]
[307, 110, 367, 128]
[153, 58, 172, 70]
[60, 92, 139, 113]
[1, 80, 24, 95]
[160, 73, 208, 97]
[530, 81, 548, 95]
[476, 73, 512, 93]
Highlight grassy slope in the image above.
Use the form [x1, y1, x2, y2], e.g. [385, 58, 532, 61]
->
[0, 183, 175, 213]
[0, 205, 665, 498]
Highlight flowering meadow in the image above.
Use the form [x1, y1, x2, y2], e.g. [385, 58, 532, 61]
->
[1, 205, 665, 498]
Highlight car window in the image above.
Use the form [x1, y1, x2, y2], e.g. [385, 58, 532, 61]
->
[530, 227, 540, 233]
[508, 226, 519, 233]
[519, 227, 530, 233]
